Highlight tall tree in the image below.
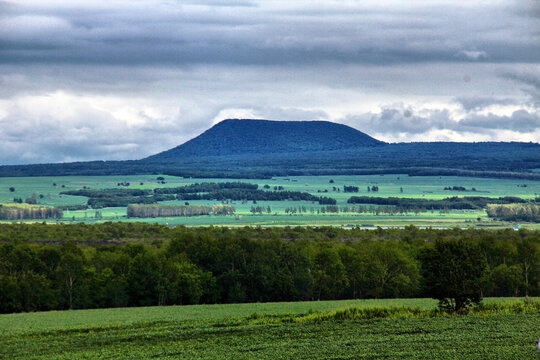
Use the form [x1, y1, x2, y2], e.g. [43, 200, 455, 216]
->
[419, 239, 487, 311]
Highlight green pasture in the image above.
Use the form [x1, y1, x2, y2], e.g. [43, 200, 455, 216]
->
[61, 210, 508, 229]
[1, 298, 538, 359]
[1, 174, 539, 228]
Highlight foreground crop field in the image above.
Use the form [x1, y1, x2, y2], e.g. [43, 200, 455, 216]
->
[1, 298, 538, 359]
[1, 174, 539, 228]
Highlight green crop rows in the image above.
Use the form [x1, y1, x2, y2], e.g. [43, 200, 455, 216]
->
[1, 298, 539, 359]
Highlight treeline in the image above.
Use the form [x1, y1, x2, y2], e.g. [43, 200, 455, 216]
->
[61, 188, 172, 209]
[61, 189, 151, 198]
[444, 186, 476, 191]
[487, 204, 540, 222]
[87, 195, 176, 209]
[347, 196, 532, 210]
[282, 205, 443, 216]
[176, 189, 337, 204]
[154, 182, 258, 194]
[0, 205, 62, 220]
[62, 182, 336, 208]
[127, 204, 235, 218]
[56, 205, 89, 211]
[0, 224, 538, 313]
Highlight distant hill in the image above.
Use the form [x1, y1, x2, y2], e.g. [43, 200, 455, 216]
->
[146, 119, 384, 160]
[1, 119, 540, 180]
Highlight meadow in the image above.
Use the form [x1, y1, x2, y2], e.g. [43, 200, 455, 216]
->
[1, 174, 539, 228]
[1, 298, 538, 359]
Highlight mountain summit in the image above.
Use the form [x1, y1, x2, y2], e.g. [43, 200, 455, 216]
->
[147, 119, 384, 160]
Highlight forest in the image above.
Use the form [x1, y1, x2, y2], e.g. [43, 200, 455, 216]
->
[62, 182, 338, 207]
[486, 203, 540, 222]
[0, 223, 538, 313]
[347, 195, 536, 210]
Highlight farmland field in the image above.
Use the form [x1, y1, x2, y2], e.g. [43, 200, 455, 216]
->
[1, 174, 539, 228]
[1, 298, 538, 359]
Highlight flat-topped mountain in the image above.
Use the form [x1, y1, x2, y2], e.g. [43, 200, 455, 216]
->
[146, 119, 384, 160]
[1, 119, 540, 179]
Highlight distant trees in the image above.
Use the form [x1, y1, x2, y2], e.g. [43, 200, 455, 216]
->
[0, 204, 62, 220]
[343, 185, 359, 193]
[177, 189, 336, 205]
[419, 239, 487, 311]
[444, 186, 477, 192]
[9, 187, 15, 192]
[444, 186, 466, 191]
[347, 196, 532, 211]
[25, 194, 37, 204]
[127, 204, 235, 218]
[154, 182, 258, 194]
[486, 203, 540, 222]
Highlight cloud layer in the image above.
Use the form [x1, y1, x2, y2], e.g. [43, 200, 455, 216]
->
[0, 0, 539, 164]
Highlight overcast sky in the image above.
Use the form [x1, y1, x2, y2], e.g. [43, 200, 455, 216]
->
[0, 0, 539, 164]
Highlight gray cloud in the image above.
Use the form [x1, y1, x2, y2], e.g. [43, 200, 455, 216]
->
[504, 70, 540, 107]
[455, 50, 488, 61]
[453, 96, 517, 111]
[0, 0, 538, 164]
[0, 1, 539, 67]
[458, 110, 540, 132]
[341, 106, 540, 142]
[367, 108, 453, 135]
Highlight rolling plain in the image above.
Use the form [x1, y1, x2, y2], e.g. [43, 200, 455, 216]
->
[2, 298, 540, 359]
[1, 174, 539, 228]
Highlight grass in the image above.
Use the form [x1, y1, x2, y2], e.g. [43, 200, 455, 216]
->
[1, 298, 539, 359]
[1, 174, 539, 228]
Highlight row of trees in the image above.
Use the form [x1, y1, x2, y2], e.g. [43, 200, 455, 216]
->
[176, 189, 337, 205]
[62, 182, 338, 208]
[0, 205, 62, 220]
[347, 196, 533, 211]
[444, 186, 477, 192]
[486, 203, 540, 222]
[0, 224, 538, 313]
[153, 182, 258, 194]
[127, 204, 235, 218]
[280, 205, 453, 216]
[87, 195, 176, 209]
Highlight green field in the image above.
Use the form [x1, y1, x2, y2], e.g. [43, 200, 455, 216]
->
[1, 298, 538, 359]
[1, 174, 539, 228]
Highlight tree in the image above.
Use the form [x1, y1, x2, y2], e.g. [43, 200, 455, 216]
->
[58, 243, 86, 309]
[488, 264, 522, 297]
[0, 275, 20, 313]
[419, 239, 487, 311]
[362, 242, 419, 299]
[516, 238, 539, 297]
[312, 247, 348, 300]
[127, 250, 161, 306]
